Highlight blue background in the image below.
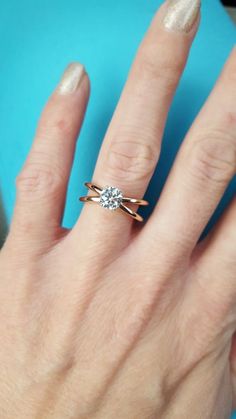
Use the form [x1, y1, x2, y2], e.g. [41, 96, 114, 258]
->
[0, 0, 235, 414]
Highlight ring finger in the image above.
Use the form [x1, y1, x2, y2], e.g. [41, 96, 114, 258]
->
[74, 0, 201, 253]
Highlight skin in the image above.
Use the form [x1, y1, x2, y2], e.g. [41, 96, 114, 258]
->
[0, 3, 236, 418]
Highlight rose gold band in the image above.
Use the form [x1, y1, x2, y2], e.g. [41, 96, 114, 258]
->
[79, 182, 149, 222]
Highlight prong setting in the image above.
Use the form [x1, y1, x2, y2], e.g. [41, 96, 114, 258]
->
[99, 186, 123, 211]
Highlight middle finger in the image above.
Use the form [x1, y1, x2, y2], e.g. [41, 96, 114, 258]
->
[140, 48, 236, 262]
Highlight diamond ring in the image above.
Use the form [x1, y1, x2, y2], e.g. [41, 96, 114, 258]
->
[79, 182, 149, 222]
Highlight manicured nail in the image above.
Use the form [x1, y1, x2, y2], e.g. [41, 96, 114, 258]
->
[163, 0, 201, 33]
[57, 62, 86, 95]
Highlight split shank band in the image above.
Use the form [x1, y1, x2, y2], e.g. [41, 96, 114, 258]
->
[79, 182, 149, 222]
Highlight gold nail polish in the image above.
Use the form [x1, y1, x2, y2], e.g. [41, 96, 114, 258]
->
[163, 0, 201, 33]
[57, 62, 86, 95]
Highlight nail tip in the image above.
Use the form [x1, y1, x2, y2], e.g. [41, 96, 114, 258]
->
[57, 61, 86, 95]
[163, 0, 201, 33]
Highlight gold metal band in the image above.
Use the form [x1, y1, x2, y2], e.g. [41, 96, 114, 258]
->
[85, 182, 103, 194]
[79, 182, 149, 222]
[79, 196, 101, 203]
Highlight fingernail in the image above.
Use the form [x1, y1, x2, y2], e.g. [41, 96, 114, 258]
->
[163, 0, 201, 33]
[57, 62, 86, 95]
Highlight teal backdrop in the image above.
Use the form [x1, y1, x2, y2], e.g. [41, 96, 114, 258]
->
[0, 0, 236, 414]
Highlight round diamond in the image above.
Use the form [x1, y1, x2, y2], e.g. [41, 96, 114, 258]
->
[99, 186, 123, 211]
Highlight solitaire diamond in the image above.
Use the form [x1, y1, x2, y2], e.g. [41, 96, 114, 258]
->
[99, 186, 123, 211]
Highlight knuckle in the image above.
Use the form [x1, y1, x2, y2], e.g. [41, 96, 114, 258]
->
[37, 116, 74, 140]
[16, 158, 64, 200]
[137, 44, 183, 88]
[106, 130, 158, 183]
[188, 130, 236, 185]
[37, 100, 77, 140]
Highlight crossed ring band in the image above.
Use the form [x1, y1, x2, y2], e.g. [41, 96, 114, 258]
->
[79, 182, 149, 222]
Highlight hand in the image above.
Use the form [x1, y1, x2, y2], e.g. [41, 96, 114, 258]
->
[0, 0, 236, 418]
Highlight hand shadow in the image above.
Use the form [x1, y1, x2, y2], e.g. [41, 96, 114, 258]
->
[0, 188, 8, 248]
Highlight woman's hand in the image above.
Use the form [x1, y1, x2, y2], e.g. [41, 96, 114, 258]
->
[0, 0, 236, 417]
